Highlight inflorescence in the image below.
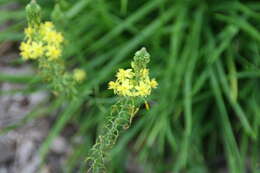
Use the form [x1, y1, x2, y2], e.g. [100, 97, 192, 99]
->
[20, 21, 64, 61]
[87, 47, 157, 173]
[108, 67, 157, 97]
[108, 48, 157, 97]
[20, 1, 85, 97]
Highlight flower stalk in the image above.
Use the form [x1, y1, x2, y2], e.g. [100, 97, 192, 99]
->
[20, 0, 86, 98]
[86, 47, 158, 172]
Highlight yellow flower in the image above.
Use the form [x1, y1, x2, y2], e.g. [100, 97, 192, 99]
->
[150, 78, 158, 88]
[44, 21, 54, 29]
[30, 42, 44, 59]
[108, 81, 118, 90]
[135, 81, 151, 97]
[40, 21, 54, 32]
[117, 79, 133, 96]
[20, 41, 30, 51]
[24, 26, 34, 38]
[43, 30, 63, 45]
[46, 45, 61, 60]
[20, 41, 44, 60]
[116, 86, 129, 96]
[20, 41, 32, 60]
[73, 69, 86, 82]
[55, 32, 64, 44]
[116, 69, 133, 81]
[140, 68, 149, 77]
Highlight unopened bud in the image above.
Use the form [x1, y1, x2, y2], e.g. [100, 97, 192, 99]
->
[132, 47, 150, 70]
[26, 0, 41, 27]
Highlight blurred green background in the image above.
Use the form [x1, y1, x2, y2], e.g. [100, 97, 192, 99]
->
[0, 0, 260, 172]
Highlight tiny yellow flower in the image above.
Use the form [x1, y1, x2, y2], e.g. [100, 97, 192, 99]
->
[117, 86, 129, 96]
[150, 78, 158, 88]
[20, 41, 30, 51]
[44, 21, 54, 29]
[39, 22, 53, 36]
[55, 32, 64, 44]
[30, 42, 44, 59]
[24, 26, 34, 38]
[20, 41, 32, 60]
[122, 79, 133, 89]
[117, 79, 133, 96]
[46, 45, 61, 60]
[20, 51, 30, 60]
[40, 21, 54, 31]
[73, 69, 86, 82]
[108, 81, 118, 90]
[116, 69, 133, 81]
[43, 30, 63, 44]
[135, 81, 151, 97]
[140, 68, 149, 77]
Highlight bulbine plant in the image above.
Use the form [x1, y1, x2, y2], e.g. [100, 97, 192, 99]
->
[86, 47, 158, 172]
[20, 0, 86, 97]
[19, 1, 158, 172]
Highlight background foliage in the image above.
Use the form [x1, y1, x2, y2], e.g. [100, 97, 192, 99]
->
[1, 0, 260, 172]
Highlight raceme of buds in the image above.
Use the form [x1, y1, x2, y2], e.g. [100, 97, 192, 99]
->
[26, 0, 41, 27]
[108, 48, 158, 97]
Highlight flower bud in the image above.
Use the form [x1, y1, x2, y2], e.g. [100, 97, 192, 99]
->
[132, 47, 150, 71]
[26, 0, 41, 27]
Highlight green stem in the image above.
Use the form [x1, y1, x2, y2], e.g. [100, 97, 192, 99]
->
[87, 99, 133, 173]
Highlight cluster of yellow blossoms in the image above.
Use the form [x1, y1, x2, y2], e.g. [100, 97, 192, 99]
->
[108, 60, 158, 97]
[20, 21, 63, 61]
[19, 1, 86, 97]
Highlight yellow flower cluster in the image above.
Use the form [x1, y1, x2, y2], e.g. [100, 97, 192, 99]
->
[20, 1, 86, 97]
[108, 67, 158, 97]
[20, 21, 63, 61]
